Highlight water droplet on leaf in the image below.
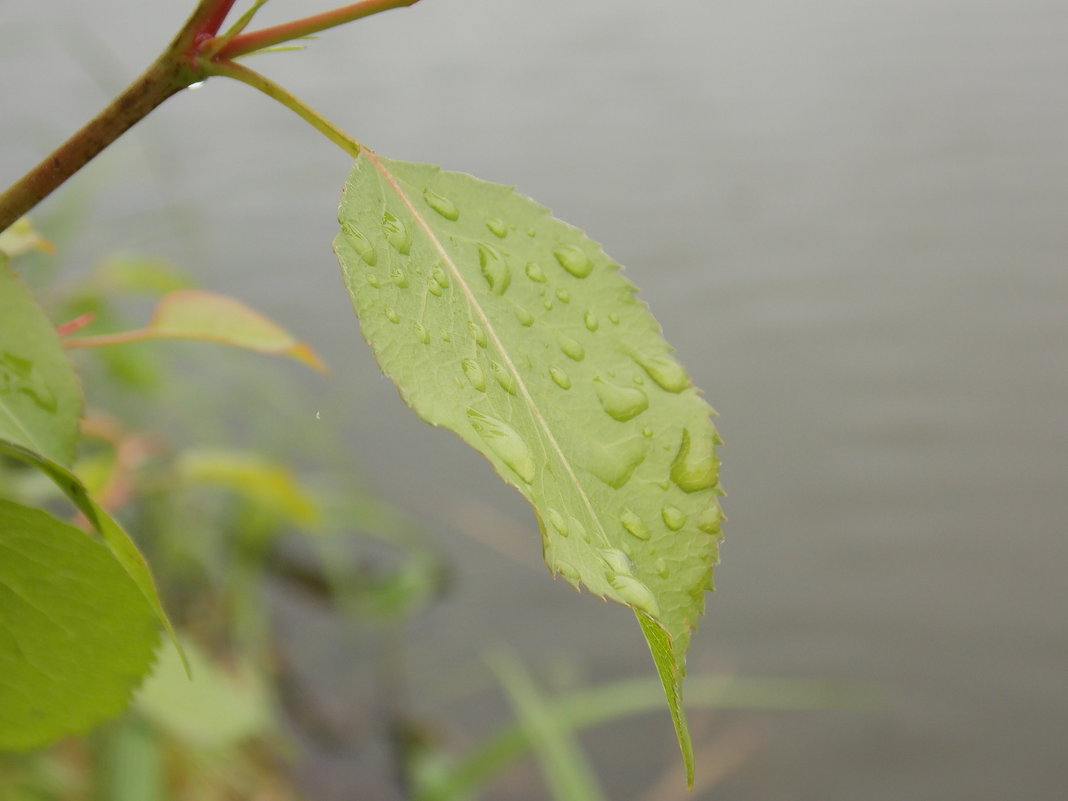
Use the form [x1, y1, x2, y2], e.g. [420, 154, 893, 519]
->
[609, 575, 660, 617]
[514, 305, 534, 326]
[593, 377, 648, 422]
[555, 288, 570, 303]
[486, 218, 508, 238]
[382, 211, 411, 254]
[478, 243, 511, 294]
[584, 311, 600, 332]
[490, 361, 517, 394]
[630, 350, 690, 393]
[391, 266, 409, 288]
[524, 262, 547, 282]
[461, 358, 487, 391]
[549, 366, 572, 389]
[555, 332, 585, 362]
[695, 502, 723, 535]
[670, 427, 720, 493]
[467, 320, 488, 348]
[414, 322, 430, 344]
[342, 222, 377, 266]
[385, 307, 400, 323]
[547, 508, 569, 537]
[661, 505, 686, 531]
[620, 508, 652, 541]
[423, 188, 460, 220]
[553, 245, 593, 278]
[467, 408, 536, 483]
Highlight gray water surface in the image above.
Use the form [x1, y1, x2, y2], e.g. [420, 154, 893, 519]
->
[4, 1, 1067, 798]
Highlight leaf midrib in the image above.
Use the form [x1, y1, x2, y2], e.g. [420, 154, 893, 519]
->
[365, 151, 611, 552]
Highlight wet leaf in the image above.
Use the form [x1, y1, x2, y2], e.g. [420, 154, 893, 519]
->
[0, 498, 159, 750]
[64, 289, 326, 373]
[0, 256, 82, 466]
[335, 152, 724, 780]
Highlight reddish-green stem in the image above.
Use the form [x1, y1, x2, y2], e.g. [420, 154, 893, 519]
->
[0, 0, 423, 232]
[212, 0, 421, 59]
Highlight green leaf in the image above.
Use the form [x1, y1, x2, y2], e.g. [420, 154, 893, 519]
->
[0, 498, 159, 750]
[334, 151, 725, 780]
[0, 256, 82, 466]
[0, 438, 184, 670]
[64, 289, 327, 373]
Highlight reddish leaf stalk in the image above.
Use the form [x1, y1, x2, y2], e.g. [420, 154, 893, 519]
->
[213, 0, 421, 59]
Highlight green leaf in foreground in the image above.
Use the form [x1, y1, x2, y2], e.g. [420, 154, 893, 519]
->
[0, 498, 159, 750]
[0, 256, 82, 466]
[0, 437, 184, 668]
[335, 151, 725, 780]
[64, 289, 326, 372]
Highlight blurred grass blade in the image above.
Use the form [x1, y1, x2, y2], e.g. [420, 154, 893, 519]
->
[415, 673, 878, 801]
[486, 650, 605, 801]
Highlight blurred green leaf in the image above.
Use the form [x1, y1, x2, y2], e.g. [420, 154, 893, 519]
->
[135, 637, 272, 749]
[65, 289, 327, 373]
[177, 448, 320, 528]
[0, 499, 159, 751]
[0, 257, 82, 466]
[0, 218, 53, 258]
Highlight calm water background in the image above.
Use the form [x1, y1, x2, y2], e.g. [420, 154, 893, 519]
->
[4, 0, 1068, 798]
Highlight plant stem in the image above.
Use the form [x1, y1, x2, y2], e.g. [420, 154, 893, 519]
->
[0, 0, 232, 233]
[205, 59, 362, 158]
[213, 0, 422, 60]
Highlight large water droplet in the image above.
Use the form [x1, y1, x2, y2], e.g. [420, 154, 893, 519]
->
[467, 408, 536, 483]
[467, 320, 488, 348]
[620, 508, 652, 541]
[556, 332, 585, 361]
[584, 311, 600, 332]
[423, 188, 459, 220]
[670, 427, 720, 492]
[486, 218, 508, 238]
[547, 508, 569, 537]
[593, 377, 648, 422]
[462, 358, 486, 392]
[661, 505, 687, 531]
[524, 262, 547, 282]
[600, 548, 636, 577]
[629, 350, 690, 393]
[342, 222, 377, 266]
[385, 307, 400, 324]
[478, 243, 511, 294]
[549, 366, 572, 389]
[582, 433, 649, 489]
[390, 266, 409, 288]
[553, 245, 593, 278]
[382, 211, 411, 254]
[610, 575, 660, 617]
